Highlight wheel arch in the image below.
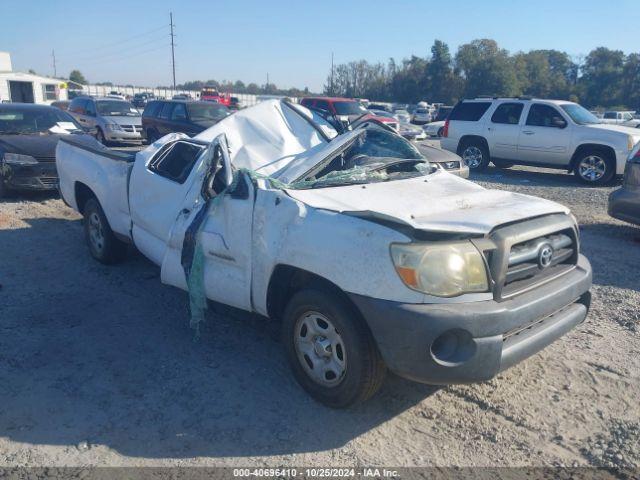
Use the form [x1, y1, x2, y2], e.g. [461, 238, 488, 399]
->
[569, 143, 616, 172]
[74, 181, 98, 215]
[456, 135, 490, 156]
[266, 264, 363, 323]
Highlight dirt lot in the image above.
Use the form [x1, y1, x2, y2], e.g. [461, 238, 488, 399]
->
[0, 160, 639, 469]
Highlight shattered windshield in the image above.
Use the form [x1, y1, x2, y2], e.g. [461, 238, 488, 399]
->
[291, 127, 431, 189]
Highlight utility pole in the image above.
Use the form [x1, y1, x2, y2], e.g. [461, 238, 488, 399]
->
[266, 72, 269, 92]
[52, 50, 57, 77]
[170, 12, 176, 90]
[330, 52, 334, 94]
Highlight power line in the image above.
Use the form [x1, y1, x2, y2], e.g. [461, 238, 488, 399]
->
[64, 35, 167, 64]
[57, 25, 167, 57]
[56, 44, 170, 68]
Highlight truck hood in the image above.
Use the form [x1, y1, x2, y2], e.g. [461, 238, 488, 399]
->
[586, 123, 640, 136]
[284, 170, 569, 235]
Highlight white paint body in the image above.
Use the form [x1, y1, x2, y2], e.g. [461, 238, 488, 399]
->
[57, 100, 574, 316]
[441, 99, 640, 175]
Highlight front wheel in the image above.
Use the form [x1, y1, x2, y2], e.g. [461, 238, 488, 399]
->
[146, 128, 159, 144]
[96, 128, 107, 145]
[574, 151, 615, 185]
[282, 288, 386, 408]
[83, 198, 128, 264]
[459, 141, 490, 171]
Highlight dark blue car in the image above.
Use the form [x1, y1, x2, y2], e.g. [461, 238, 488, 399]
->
[0, 103, 90, 197]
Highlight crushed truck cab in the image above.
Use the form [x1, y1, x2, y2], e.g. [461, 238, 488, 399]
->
[56, 100, 592, 408]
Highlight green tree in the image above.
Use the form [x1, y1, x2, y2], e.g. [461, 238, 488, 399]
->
[621, 53, 640, 111]
[426, 40, 458, 103]
[579, 47, 625, 107]
[455, 39, 520, 98]
[69, 70, 88, 85]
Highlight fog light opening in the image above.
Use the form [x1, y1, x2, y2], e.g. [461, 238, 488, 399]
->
[430, 329, 476, 367]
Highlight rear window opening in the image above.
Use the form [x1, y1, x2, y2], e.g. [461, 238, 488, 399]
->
[449, 102, 492, 122]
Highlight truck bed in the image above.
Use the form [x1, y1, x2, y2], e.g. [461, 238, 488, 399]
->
[56, 136, 136, 240]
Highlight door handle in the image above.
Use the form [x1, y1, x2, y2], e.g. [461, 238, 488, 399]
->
[181, 208, 190, 215]
[522, 131, 534, 135]
[487, 127, 492, 131]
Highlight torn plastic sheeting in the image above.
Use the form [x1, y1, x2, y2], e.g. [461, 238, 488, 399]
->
[179, 165, 394, 338]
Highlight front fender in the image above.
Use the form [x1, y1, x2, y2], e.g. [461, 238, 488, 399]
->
[250, 188, 425, 316]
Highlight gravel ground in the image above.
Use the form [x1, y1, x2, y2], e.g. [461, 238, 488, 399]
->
[0, 157, 638, 470]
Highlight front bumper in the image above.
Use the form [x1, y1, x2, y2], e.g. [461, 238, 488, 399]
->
[1, 162, 58, 191]
[105, 130, 143, 144]
[349, 255, 592, 385]
[608, 186, 640, 226]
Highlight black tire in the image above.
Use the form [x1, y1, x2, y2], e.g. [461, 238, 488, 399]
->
[83, 197, 127, 264]
[96, 128, 107, 145]
[492, 159, 514, 169]
[573, 149, 616, 185]
[459, 139, 490, 171]
[0, 176, 8, 199]
[282, 288, 386, 408]
[146, 128, 159, 143]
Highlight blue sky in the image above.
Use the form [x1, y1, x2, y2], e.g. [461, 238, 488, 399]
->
[2, 0, 638, 91]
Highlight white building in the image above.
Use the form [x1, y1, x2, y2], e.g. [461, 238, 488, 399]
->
[0, 52, 69, 104]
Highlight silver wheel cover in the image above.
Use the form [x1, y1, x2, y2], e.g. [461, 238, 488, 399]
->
[463, 146, 484, 168]
[294, 311, 347, 387]
[578, 155, 607, 182]
[88, 211, 105, 254]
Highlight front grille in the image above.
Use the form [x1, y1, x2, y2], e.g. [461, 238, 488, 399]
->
[485, 214, 579, 301]
[121, 125, 143, 133]
[505, 232, 574, 286]
[39, 177, 58, 187]
[35, 156, 56, 163]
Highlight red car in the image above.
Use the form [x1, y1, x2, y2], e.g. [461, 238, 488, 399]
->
[200, 86, 232, 107]
[300, 97, 398, 131]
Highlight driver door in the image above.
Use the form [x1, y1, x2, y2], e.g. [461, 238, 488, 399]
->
[160, 134, 255, 312]
[517, 103, 572, 165]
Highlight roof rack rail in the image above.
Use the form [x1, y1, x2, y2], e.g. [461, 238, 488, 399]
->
[473, 95, 534, 101]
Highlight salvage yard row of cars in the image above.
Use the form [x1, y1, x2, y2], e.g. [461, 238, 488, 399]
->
[1, 96, 639, 408]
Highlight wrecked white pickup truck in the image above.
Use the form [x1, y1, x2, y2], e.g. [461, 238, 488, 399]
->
[57, 100, 592, 408]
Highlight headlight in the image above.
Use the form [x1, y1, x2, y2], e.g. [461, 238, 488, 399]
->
[628, 135, 635, 151]
[390, 241, 489, 297]
[3, 153, 39, 165]
[105, 123, 122, 131]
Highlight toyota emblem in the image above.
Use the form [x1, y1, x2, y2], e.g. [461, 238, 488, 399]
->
[538, 244, 554, 269]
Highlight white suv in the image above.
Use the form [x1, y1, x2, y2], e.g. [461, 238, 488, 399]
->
[441, 98, 640, 184]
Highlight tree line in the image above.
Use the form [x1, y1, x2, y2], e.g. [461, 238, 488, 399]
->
[174, 79, 311, 98]
[324, 39, 640, 110]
